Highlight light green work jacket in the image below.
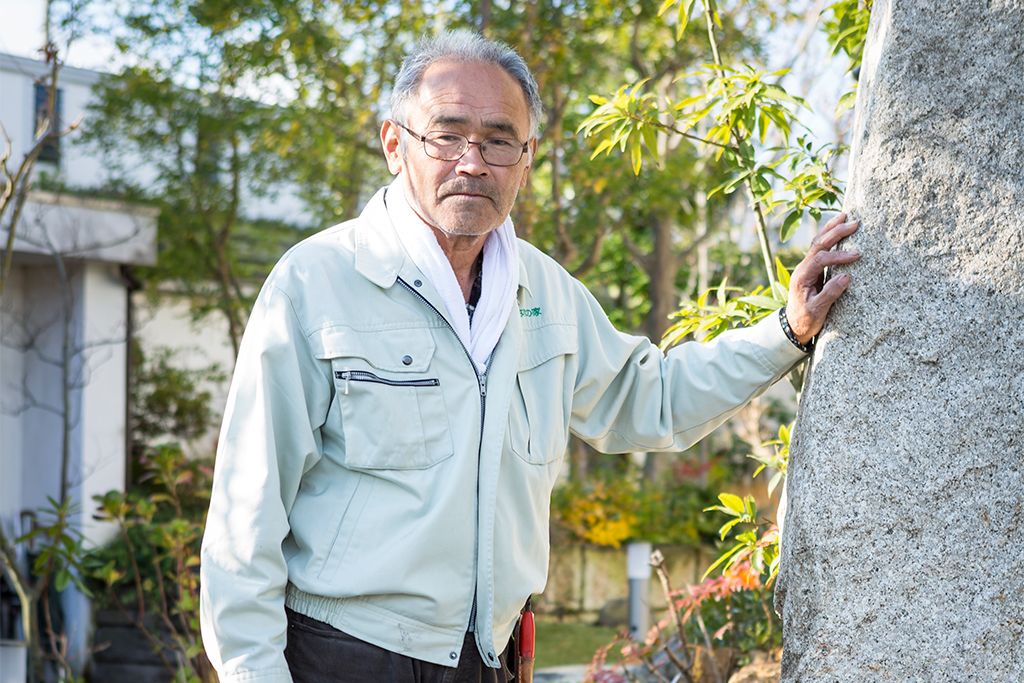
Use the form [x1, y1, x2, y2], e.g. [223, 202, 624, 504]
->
[199, 187, 807, 683]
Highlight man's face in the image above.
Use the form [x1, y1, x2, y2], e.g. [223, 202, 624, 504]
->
[382, 60, 537, 237]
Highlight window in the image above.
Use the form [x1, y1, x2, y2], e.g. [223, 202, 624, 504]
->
[34, 83, 63, 164]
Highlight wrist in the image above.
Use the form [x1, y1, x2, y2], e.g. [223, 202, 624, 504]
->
[779, 306, 812, 354]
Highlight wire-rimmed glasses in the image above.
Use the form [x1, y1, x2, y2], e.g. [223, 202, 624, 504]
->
[391, 120, 529, 167]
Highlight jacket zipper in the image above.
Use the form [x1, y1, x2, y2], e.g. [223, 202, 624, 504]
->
[396, 277, 488, 636]
[334, 370, 440, 395]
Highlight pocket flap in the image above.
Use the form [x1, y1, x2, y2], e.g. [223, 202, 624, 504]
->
[310, 326, 436, 373]
[519, 323, 578, 371]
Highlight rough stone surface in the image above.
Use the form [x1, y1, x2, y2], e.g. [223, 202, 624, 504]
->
[776, 2, 1024, 682]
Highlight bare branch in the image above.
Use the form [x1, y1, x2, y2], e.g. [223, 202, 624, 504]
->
[4, 387, 64, 417]
[652, 617, 695, 683]
[673, 225, 717, 263]
[630, 13, 652, 82]
[570, 225, 610, 279]
[1, 51, 72, 296]
[618, 227, 651, 272]
[12, 205, 146, 257]
[651, 550, 693, 669]
[639, 652, 673, 683]
[686, 583, 723, 683]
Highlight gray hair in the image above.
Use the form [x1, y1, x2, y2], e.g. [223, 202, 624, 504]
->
[390, 30, 543, 139]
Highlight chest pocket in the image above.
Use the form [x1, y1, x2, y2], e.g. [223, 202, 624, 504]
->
[508, 323, 578, 465]
[314, 326, 453, 470]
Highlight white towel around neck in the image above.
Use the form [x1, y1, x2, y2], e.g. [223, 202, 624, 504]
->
[386, 176, 519, 373]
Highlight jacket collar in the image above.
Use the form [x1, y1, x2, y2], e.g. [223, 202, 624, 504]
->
[354, 183, 534, 300]
[354, 186, 405, 289]
[517, 254, 532, 301]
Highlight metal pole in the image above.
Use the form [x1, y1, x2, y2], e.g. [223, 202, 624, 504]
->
[626, 541, 652, 641]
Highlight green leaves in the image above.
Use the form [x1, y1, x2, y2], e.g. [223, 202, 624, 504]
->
[15, 497, 94, 598]
[702, 493, 761, 578]
[780, 210, 803, 243]
[84, 443, 213, 680]
[835, 86, 859, 115]
[658, 0, 699, 39]
[661, 279, 781, 349]
[768, 136, 847, 243]
[751, 421, 792, 497]
[699, 67, 807, 155]
[823, 1, 872, 116]
[579, 81, 663, 175]
[579, 63, 809, 179]
[701, 416, 795, 584]
[823, 1, 873, 75]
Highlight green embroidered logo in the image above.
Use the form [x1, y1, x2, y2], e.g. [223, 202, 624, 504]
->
[520, 307, 541, 318]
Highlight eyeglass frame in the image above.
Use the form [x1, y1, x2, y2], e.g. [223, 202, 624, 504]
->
[389, 120, 531, 167]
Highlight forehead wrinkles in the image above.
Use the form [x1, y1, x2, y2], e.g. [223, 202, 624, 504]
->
[410, 62, 529, 138]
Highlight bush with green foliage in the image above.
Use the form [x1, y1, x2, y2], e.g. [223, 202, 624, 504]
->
[551, 462, 727, 550]
[579, 0, 869, 679]
[85, 446, 215, 683]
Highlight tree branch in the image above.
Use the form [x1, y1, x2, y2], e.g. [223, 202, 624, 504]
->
[618, 226, 651, 272]
[570, 225, 610, 279]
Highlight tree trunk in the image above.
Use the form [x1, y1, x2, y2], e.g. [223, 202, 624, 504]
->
[644, 212, 679, 343]
[776, 2, 1024, 681]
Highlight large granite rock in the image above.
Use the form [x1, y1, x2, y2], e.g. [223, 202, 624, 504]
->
[776, 1, 1024, 681]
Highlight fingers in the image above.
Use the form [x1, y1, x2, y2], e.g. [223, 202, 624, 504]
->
[791, 244, 858, 290]
[810, 248, 859, 272]
[793, 215, 859, 286]
[807, 213, 858, 258]
[784, 213, 861, 342]
[811, 272, 852, 311]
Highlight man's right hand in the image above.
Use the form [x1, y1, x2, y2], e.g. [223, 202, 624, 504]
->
[785, 213, 860, 344]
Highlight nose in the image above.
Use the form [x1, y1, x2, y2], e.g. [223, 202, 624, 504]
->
[454, 141, 490, 177]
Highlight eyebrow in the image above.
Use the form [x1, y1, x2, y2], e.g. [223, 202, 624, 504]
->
[429, 114, 521, 139]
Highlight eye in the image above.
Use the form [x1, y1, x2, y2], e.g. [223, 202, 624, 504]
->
[486, 138, 517, 149]
[428, 133, 464, 145]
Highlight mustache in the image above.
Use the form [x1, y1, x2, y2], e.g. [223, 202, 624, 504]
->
[438, 179, 496, 200]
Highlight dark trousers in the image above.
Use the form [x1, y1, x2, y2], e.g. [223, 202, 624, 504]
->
[284, 608, 513, 683]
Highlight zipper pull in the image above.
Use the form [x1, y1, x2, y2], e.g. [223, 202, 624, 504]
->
[477, 373, 486, 398]
[342, 371, 350, 395]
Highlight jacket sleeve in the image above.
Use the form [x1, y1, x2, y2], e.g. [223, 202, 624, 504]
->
[200, 281, 332, 683]
[569, 281, 807, 453]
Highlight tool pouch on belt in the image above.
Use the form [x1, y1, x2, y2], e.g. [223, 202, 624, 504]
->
[509, 597, 534, 683]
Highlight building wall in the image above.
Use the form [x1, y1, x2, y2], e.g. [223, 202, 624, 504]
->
[0, 53, 108, 190]
[0, 258, 130, 673]
[1, 262, 130, 529]
[78, 262, 127, 547]
[133, 294, 236, 459]
[0, 266, 26, 535]
[10, 261, 83, 518]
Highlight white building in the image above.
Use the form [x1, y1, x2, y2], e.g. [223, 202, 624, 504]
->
[0, 52, 158, 679]
[0, 47, 316, 679]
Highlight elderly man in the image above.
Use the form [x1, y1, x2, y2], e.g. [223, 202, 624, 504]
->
[200, 30, 858, 683]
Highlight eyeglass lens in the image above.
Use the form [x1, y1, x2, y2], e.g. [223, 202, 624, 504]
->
[423, 131, 525, 166]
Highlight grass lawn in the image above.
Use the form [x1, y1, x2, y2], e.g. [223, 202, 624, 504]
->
[533, 619, 625, 669]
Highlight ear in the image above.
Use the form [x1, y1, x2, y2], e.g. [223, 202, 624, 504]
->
[519, 137, 539, 188]
[381, 120, 403, 175]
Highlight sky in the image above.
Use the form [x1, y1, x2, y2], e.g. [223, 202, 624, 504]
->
[0, 0, 120, 70]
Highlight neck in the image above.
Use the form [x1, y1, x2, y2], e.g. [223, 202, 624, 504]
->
[431, 226, 486, 302]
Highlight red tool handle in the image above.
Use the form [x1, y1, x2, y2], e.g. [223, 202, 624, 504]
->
[519, 609, 535, 659]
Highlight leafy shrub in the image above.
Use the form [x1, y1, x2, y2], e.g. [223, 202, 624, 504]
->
[84, 446, 215, 682]
[551, 466, 722, 550]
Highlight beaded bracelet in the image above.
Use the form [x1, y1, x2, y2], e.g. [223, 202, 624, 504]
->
[779, 306, 812, 354]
